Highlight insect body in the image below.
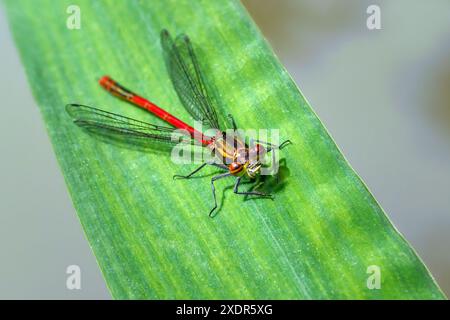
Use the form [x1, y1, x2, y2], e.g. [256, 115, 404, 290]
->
[67, 29, 290, 216]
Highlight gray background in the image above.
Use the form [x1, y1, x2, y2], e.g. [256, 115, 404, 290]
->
[0, 0, 449, 298]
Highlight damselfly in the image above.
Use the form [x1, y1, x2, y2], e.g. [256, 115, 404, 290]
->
[67, 29, 291, 216]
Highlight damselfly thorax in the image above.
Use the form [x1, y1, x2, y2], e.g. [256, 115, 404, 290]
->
[208, 134, 266, 179]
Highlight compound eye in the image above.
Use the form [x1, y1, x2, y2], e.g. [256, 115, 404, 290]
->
[228, 162, 243, 175]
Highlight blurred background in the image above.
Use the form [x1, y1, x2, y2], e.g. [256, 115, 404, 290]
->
[0, 0, 449, 298]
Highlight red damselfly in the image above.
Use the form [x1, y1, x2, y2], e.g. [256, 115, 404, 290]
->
[67, 29, 291, 216]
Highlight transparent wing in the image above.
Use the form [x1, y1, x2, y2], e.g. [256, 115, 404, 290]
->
[66, 104, 190, 144]
[161, 29, 221, 130]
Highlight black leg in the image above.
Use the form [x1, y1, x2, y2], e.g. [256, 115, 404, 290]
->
[279, 139, 292, 150]
[173, 161, 229, 180]
[209, 172, 232, 217]
[233, 176, 273, 198]
[173, 162, 208, 180]
[253, 139, 292, 152]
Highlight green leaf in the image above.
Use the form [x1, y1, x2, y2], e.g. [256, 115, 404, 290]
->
[4, 0, 445, 299]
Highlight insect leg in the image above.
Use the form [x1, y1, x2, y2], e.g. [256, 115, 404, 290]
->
[173, 161, 228, 180]
[233, 176, 274, 198]
[173, 162, 208, 180]
[252, 139, 292, 152]
[278, 140, 292, 150]
[209, 172, 232, 217]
